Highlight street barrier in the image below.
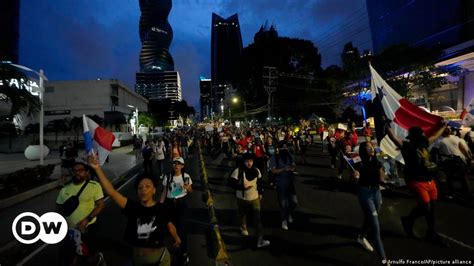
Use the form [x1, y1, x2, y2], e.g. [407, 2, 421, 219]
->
[197, 140, 231, 265]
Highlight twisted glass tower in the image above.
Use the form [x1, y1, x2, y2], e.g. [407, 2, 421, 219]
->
[139, 0, 174, 72]
[136, 0, 182, 103]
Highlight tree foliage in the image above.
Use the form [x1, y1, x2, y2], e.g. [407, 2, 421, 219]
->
[149, 99, 195, 126]
[234, 30, 324, 120]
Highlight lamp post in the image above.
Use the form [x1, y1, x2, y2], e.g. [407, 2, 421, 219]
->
[229, 97, 238, 125]
[127, 104, 139, 135]
[9, 64, 47, 165]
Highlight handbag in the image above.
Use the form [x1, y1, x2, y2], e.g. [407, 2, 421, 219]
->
[60, 180, 90, 216]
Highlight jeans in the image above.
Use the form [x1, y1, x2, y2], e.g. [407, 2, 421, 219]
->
[358, 186, 386, 259]
[276, 174, 297, 221]
[181, 146, 188, 159]
[156, 159, 164, 177]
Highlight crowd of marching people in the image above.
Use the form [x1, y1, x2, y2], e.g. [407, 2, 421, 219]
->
[199, 120, 474, 264]
[54, 119, 474, 265]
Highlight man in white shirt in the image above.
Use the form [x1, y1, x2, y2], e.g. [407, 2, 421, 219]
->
[229, 153, 270, 248]
[439, 127, 472, 197]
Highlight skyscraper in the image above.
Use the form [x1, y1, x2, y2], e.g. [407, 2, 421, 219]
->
[199, 77, 211, 119]
[366, 0, 474, 54]
[136, 0, 182, 102]
[0, 0, 20, 63]
[211, 13, 243, 113]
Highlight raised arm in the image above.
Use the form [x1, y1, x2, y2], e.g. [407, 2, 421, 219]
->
[428, 124, 447, 145]
[88, 154, 127, 209]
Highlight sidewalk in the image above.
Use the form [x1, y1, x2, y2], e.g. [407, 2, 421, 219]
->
[0, 145, 141, 252]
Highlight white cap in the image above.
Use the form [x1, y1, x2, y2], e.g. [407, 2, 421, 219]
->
[173, 157, 185, 164]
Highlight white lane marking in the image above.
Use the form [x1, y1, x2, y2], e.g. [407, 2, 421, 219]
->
[17, 174, 138, 266]
[439, 233, 474, 251]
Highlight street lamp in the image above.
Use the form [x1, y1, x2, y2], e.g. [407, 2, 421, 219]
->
[9, 64, 47, 165]
[229, 97, 239, 125]
[127, 104, 139, 135]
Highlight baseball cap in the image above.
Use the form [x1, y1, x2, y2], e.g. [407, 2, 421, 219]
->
[173, 157, 185, 164]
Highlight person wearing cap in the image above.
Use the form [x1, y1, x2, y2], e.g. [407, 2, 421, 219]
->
[229, 152, 270, 248]
[386, 124, 446, 245]
[160, 157, 192, 265]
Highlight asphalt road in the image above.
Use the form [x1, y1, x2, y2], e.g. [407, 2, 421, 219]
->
[203, 143, 474, 266]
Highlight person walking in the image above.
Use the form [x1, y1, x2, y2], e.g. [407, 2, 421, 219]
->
[89, 154, 181, 266]
[160, 157, 192, 265]
[56, 162, 105, 266]
[352, 141, 388, 262]
[270, 142, 297, 231]
[142, 141, 154, 174]
[386, 124, 447, 244]
[229, 152, 271, 248]
[154, 138, 167, 179]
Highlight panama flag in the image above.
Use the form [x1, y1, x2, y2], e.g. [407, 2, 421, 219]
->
[461, 98, 474, 127]
[83, 115, 115, 165]
[370, 65, 444, 164]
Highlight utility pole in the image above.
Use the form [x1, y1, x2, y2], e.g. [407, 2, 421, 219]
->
[263, 66, 277, 126]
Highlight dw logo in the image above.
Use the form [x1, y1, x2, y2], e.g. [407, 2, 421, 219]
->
[12, 212, 68, 244]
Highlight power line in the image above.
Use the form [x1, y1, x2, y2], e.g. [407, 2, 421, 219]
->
[318, 24, 371, 50]
[312, 4, 367, 43]
[314, 13, 368, 45]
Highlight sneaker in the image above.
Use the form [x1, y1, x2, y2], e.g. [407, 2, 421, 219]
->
[96, 252, 106, 266]
[288, 215, 294, 224]
[281, 220, 288, 230]
[257, 239, 271, 248]
[357, 237, 374, 252]
[401, 216, 414, 237]
[182, 253, 190, 266]
[240, 227, 249, 236]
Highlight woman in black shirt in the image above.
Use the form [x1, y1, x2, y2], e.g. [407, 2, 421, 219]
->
[353, 141, 387, 261]
[88, 154, 181, 266]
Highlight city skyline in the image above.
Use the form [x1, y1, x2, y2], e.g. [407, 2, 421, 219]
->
[18, 0, 370, 110]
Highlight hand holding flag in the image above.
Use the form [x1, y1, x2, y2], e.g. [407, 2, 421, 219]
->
[370, 65, 444, 164]
[83, 115, 115, 165]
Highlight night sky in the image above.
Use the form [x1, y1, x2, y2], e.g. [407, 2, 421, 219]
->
[19, 0, 371, 109]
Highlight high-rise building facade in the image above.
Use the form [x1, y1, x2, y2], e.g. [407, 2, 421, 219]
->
[0, 0, 20, 63]
[136, 71, 182, 103]
[199, 78, 211, 119]
[135, 0, 182, 102]
[211, 13, 243, 113]
[366, 0, 474, 54]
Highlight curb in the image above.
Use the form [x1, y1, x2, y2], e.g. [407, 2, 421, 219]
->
[197, 139, 231, 264]
[0, 180, 60, 210]
[0, 161, 143, 211]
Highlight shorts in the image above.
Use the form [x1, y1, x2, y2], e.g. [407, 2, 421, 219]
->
[407, 180, 438, 204]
